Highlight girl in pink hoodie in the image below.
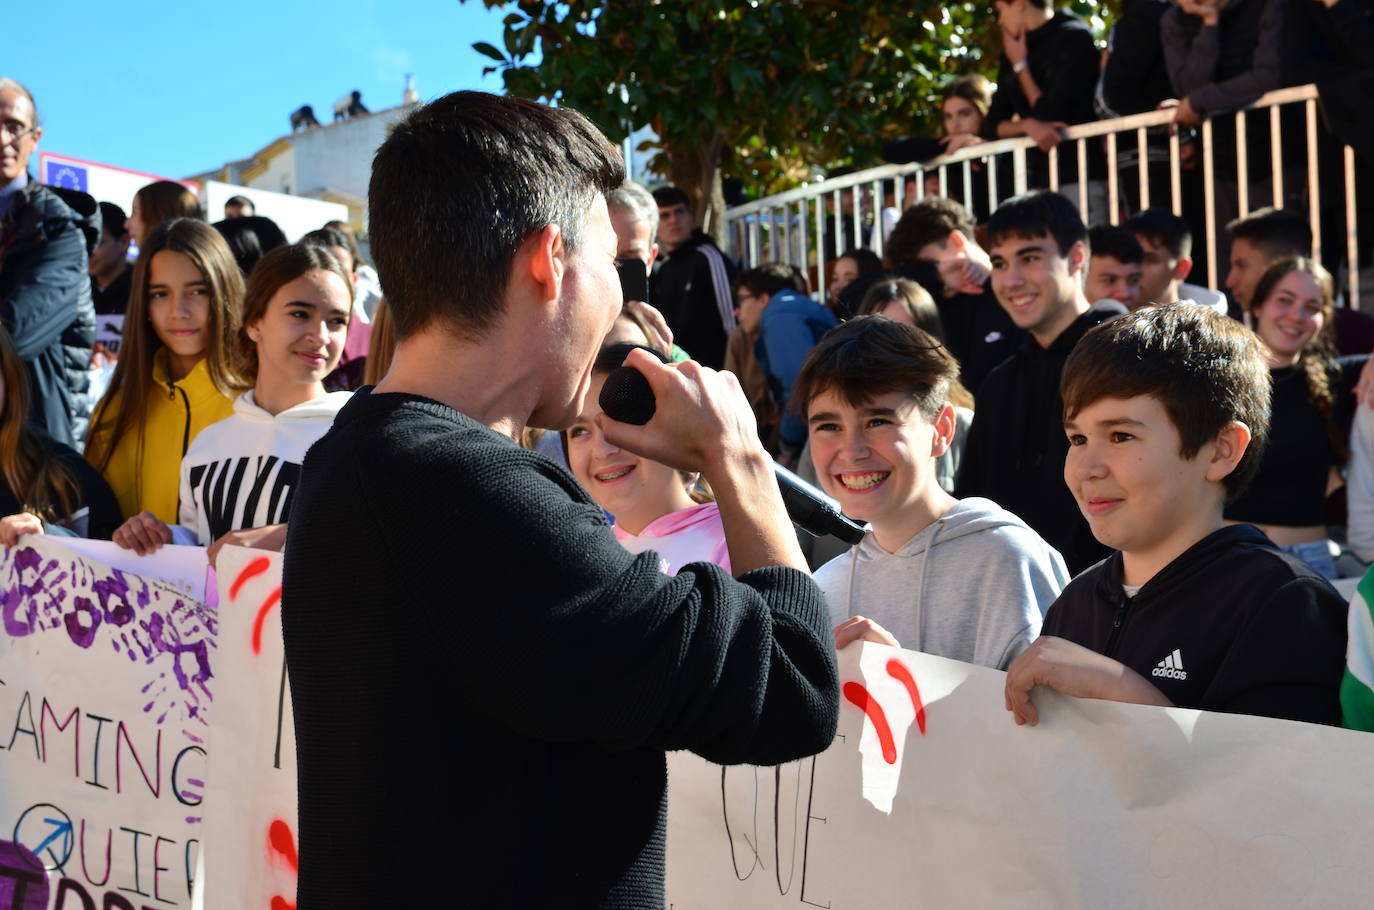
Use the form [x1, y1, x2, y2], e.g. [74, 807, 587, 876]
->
[564, 343, 730, 576]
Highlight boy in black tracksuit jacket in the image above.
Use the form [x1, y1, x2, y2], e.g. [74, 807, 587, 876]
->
[1041, 525, 1345, 723]
[1004, 304, 1346, 727]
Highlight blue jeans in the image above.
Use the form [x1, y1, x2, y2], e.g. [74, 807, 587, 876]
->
[1278, 540, 1340, 581]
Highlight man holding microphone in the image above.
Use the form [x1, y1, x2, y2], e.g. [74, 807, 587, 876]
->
[281, 92, 839, 907]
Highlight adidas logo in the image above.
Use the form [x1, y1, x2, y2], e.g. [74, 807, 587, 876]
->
[1151, 649, 1188, 681]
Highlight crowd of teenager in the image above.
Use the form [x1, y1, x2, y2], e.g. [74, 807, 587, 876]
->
[5, 14, 1374, 737]
[7, 44, 1374, 897]
[617, 174, 1370, 730]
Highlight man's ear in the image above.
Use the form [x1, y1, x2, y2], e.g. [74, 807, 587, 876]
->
[646, 243, 659, 271]
[1174, 255, 1193, 284]
[524, 223, 566, 303]
[930, 401, 957, 458]
[1066, 240, 1088, 278]
[1205, 420, 1252, 484]
[948, 229, 967, 254]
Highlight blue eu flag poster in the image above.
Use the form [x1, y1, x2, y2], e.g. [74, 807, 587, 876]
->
[45, 162, 88, 192]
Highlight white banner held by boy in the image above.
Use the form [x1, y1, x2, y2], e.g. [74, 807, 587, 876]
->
[666, 643, 1374, 909]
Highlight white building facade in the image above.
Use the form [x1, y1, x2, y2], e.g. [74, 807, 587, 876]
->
[195, 87, 419, 238]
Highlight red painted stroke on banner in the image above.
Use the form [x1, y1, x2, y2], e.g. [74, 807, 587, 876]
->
[886, 659, 927, 735]
[842, 681, 897, 764]
[268, 818, 298, 910]
[250, 587, 283, 656]
[230, 556, 272, 600]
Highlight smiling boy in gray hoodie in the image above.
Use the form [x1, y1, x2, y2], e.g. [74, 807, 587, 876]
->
[798, 316, 1069, 669]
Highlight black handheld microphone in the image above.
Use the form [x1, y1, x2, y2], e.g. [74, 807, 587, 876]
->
[598, 366, 867, 546]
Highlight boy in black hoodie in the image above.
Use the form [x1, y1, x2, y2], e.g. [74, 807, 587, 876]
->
[954, 191, 1123, 573]
[1004, 304, 1347, 727]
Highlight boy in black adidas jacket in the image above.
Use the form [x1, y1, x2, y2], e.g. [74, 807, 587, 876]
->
[1004, 304, 1346, 726]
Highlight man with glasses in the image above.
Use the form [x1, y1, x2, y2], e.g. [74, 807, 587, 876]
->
[0, 77, 96, 447]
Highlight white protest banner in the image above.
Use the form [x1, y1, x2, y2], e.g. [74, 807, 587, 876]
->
[199, 547, 296, 908]
[108, 543, 1374, 909]
[666, 643, 1374, 909]
[0, 537, 211, 910]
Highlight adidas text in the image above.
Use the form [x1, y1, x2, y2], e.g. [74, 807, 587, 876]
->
[1151, 649, 1187, 681]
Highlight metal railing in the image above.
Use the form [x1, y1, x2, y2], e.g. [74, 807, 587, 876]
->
[723, 84, 1362, 309]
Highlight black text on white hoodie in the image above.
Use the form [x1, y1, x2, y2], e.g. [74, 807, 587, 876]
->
[171, 390, 351, 545]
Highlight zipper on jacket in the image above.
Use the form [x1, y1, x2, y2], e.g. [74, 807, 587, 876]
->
[1103, 592, 1130, 659]
[175, 384, 192, 456]
[171, 380, 192, 518]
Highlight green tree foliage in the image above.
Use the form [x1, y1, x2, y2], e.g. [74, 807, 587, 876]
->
[463, 0, 1115, 224]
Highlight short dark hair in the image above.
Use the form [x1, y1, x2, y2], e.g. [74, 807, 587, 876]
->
[986, 190, 1087, 258]
[652, 186, 691, 210]
[1227, 206, 1312, 260]
[1124, 208, 1191, 260]
[737, 262, 797, 298]
[885, 197, 977, 268]
[225, 195, 254, 214]
[1087, 225, 1143, 265]
[1061, 303, 1271, 502]
[792, 315, 958, 423]
[368, 91, 624, 341]
[97, 201, 127, 239]
[838, 248, 883, 275]
[214, 215, 288, 276]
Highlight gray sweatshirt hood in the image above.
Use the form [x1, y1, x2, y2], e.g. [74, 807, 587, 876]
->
[876, 497, 1032, 559]
[814, 497, 1069, 669]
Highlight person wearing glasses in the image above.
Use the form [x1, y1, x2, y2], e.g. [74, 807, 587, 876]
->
[0, 77, 97, 448]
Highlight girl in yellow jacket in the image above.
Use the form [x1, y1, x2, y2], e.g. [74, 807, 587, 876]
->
[85, 218, 245, 524]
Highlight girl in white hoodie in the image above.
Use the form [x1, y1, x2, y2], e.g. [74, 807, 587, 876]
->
[112, 244, 353, 561]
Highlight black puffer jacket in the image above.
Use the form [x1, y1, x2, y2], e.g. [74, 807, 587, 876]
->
[0, 178, 97, 447]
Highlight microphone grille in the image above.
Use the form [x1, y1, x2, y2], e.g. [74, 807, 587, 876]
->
[598, 366, 656, 426]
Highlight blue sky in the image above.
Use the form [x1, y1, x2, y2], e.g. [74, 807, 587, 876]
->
[10, 0, 511, 179]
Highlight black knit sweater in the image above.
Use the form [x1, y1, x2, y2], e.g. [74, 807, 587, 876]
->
[281, 390, 839, 908]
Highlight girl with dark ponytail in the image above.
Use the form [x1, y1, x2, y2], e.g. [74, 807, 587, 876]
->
[1225, 257, 1364, 579]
